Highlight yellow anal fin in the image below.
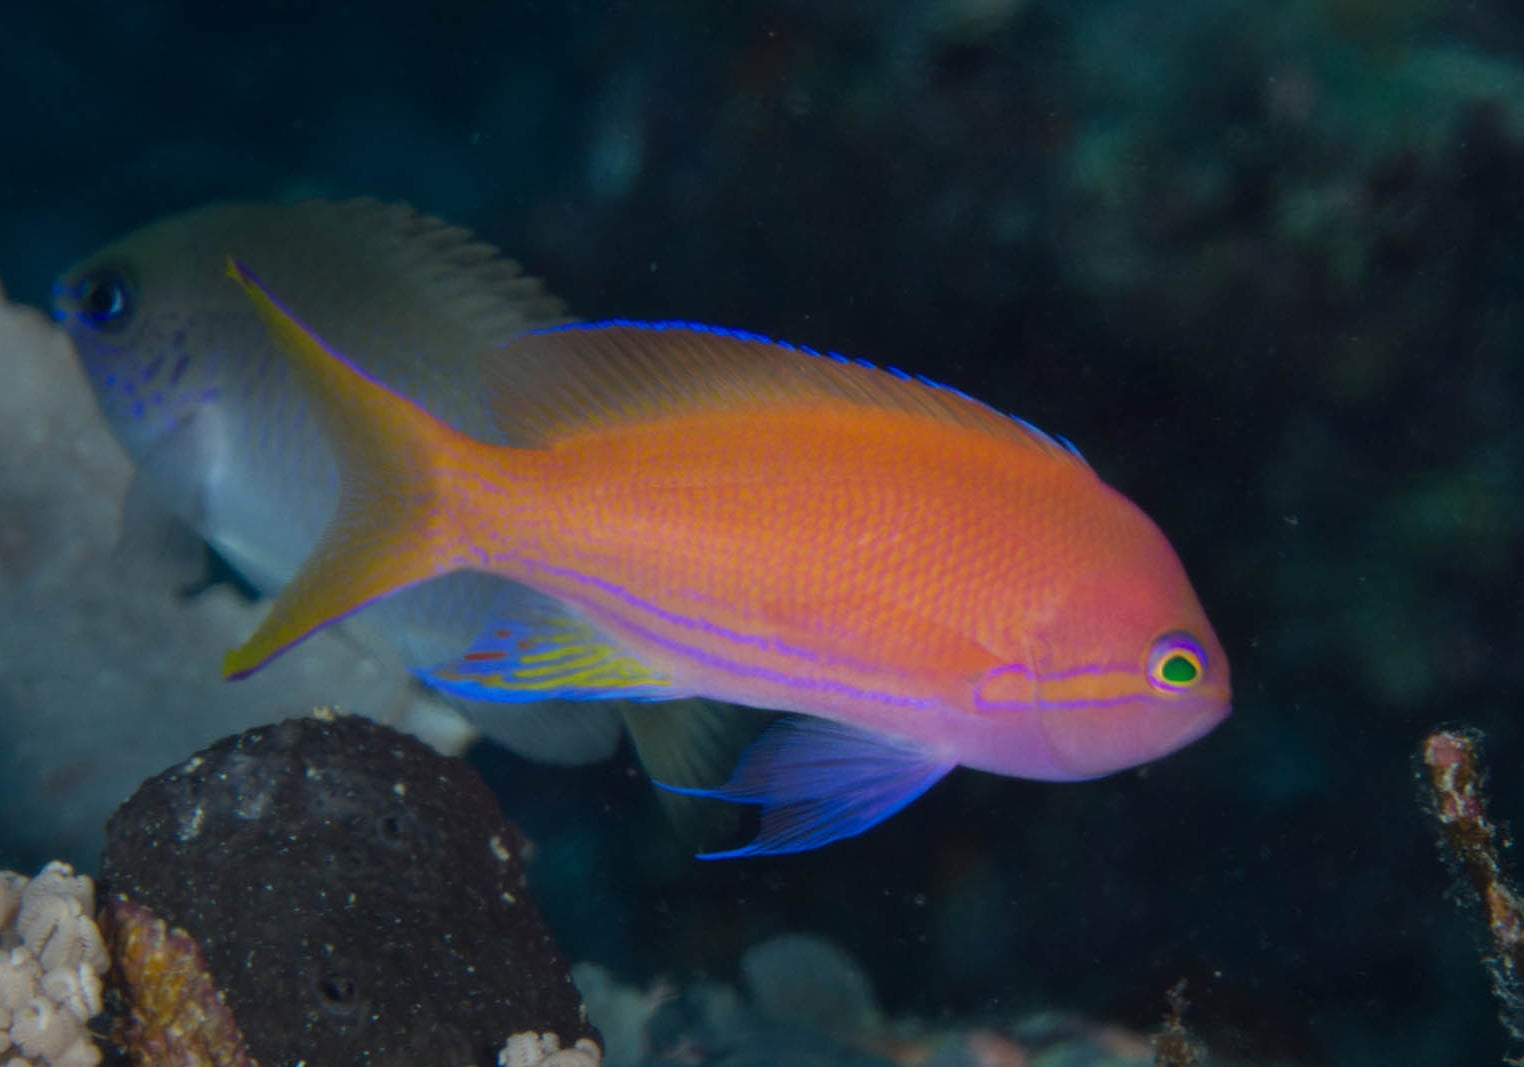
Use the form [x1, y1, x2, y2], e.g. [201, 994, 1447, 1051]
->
[419, 610, 685, 702]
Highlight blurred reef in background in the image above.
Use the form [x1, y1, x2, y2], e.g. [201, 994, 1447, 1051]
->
[3, 0, 1524, 1063]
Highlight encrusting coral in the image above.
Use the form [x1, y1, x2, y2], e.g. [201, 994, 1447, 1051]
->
[498, 1032, 602, 1067]
[1421, 726, 1524, 1062]
[0, 862, 108, 1067]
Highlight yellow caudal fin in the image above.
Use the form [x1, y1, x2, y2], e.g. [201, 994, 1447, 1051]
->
[221, 258, 474, 679]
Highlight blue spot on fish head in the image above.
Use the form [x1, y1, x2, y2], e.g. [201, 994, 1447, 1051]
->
[51, 257, 213, 455]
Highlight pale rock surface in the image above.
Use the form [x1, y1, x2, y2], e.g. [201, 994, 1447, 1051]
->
[0, 284, 463, 870]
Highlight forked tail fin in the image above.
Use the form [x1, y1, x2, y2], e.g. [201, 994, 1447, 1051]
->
[221, 259, 480, 679]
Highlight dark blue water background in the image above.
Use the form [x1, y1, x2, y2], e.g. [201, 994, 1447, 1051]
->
[5, 1, 1523, 1062]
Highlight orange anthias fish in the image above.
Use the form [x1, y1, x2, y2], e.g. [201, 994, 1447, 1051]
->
[222, 259, 1231, 858]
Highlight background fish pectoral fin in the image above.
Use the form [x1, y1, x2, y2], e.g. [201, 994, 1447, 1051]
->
[114, 411, 227, 586]
[656, 716, 955, 858]
[123, 407, 223, 530]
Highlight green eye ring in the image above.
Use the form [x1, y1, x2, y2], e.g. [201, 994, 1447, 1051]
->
[1146, 632, 1205, 693]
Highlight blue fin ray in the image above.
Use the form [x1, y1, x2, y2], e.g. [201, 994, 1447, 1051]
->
[656, 716, 954, 858]
[485, 321, 1089, 466]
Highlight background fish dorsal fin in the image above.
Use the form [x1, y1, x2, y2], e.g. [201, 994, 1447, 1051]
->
[289, 197, 572, 347]
[481, 321, 1088, 464]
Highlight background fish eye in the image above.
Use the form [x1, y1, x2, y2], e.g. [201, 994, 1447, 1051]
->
[75, 267, 133, 331]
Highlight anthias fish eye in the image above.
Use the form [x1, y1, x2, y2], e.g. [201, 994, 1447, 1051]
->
[1145, 632, 1206, 692]
[75, 268, 133, 331]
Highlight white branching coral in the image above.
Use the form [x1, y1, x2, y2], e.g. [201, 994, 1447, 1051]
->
[0, 863, 107, 1067]
[498, 1031, 601, 1067]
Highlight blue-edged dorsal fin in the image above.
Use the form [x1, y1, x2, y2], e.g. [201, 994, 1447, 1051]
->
[417, 604, 689, 703]
[482, 320, 1088, 465]
[656, 716, 956, 859]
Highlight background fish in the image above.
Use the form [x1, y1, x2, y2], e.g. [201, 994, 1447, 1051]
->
[50, 200, 630, 763]
[225, 263, 1232, 857]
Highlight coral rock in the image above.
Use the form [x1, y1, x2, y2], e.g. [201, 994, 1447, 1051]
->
[99, 713, 599, 1066]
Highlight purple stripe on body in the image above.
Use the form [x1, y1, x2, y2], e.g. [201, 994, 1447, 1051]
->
[517, 557, 942, 713]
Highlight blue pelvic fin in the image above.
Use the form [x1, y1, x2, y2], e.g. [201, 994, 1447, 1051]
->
[656, 717, 955, 858]
[418, 608, 685, 702]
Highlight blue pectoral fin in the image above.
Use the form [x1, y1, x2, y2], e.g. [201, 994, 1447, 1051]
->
[417, 609, 689, 703]
[655, 717, 955, 858]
